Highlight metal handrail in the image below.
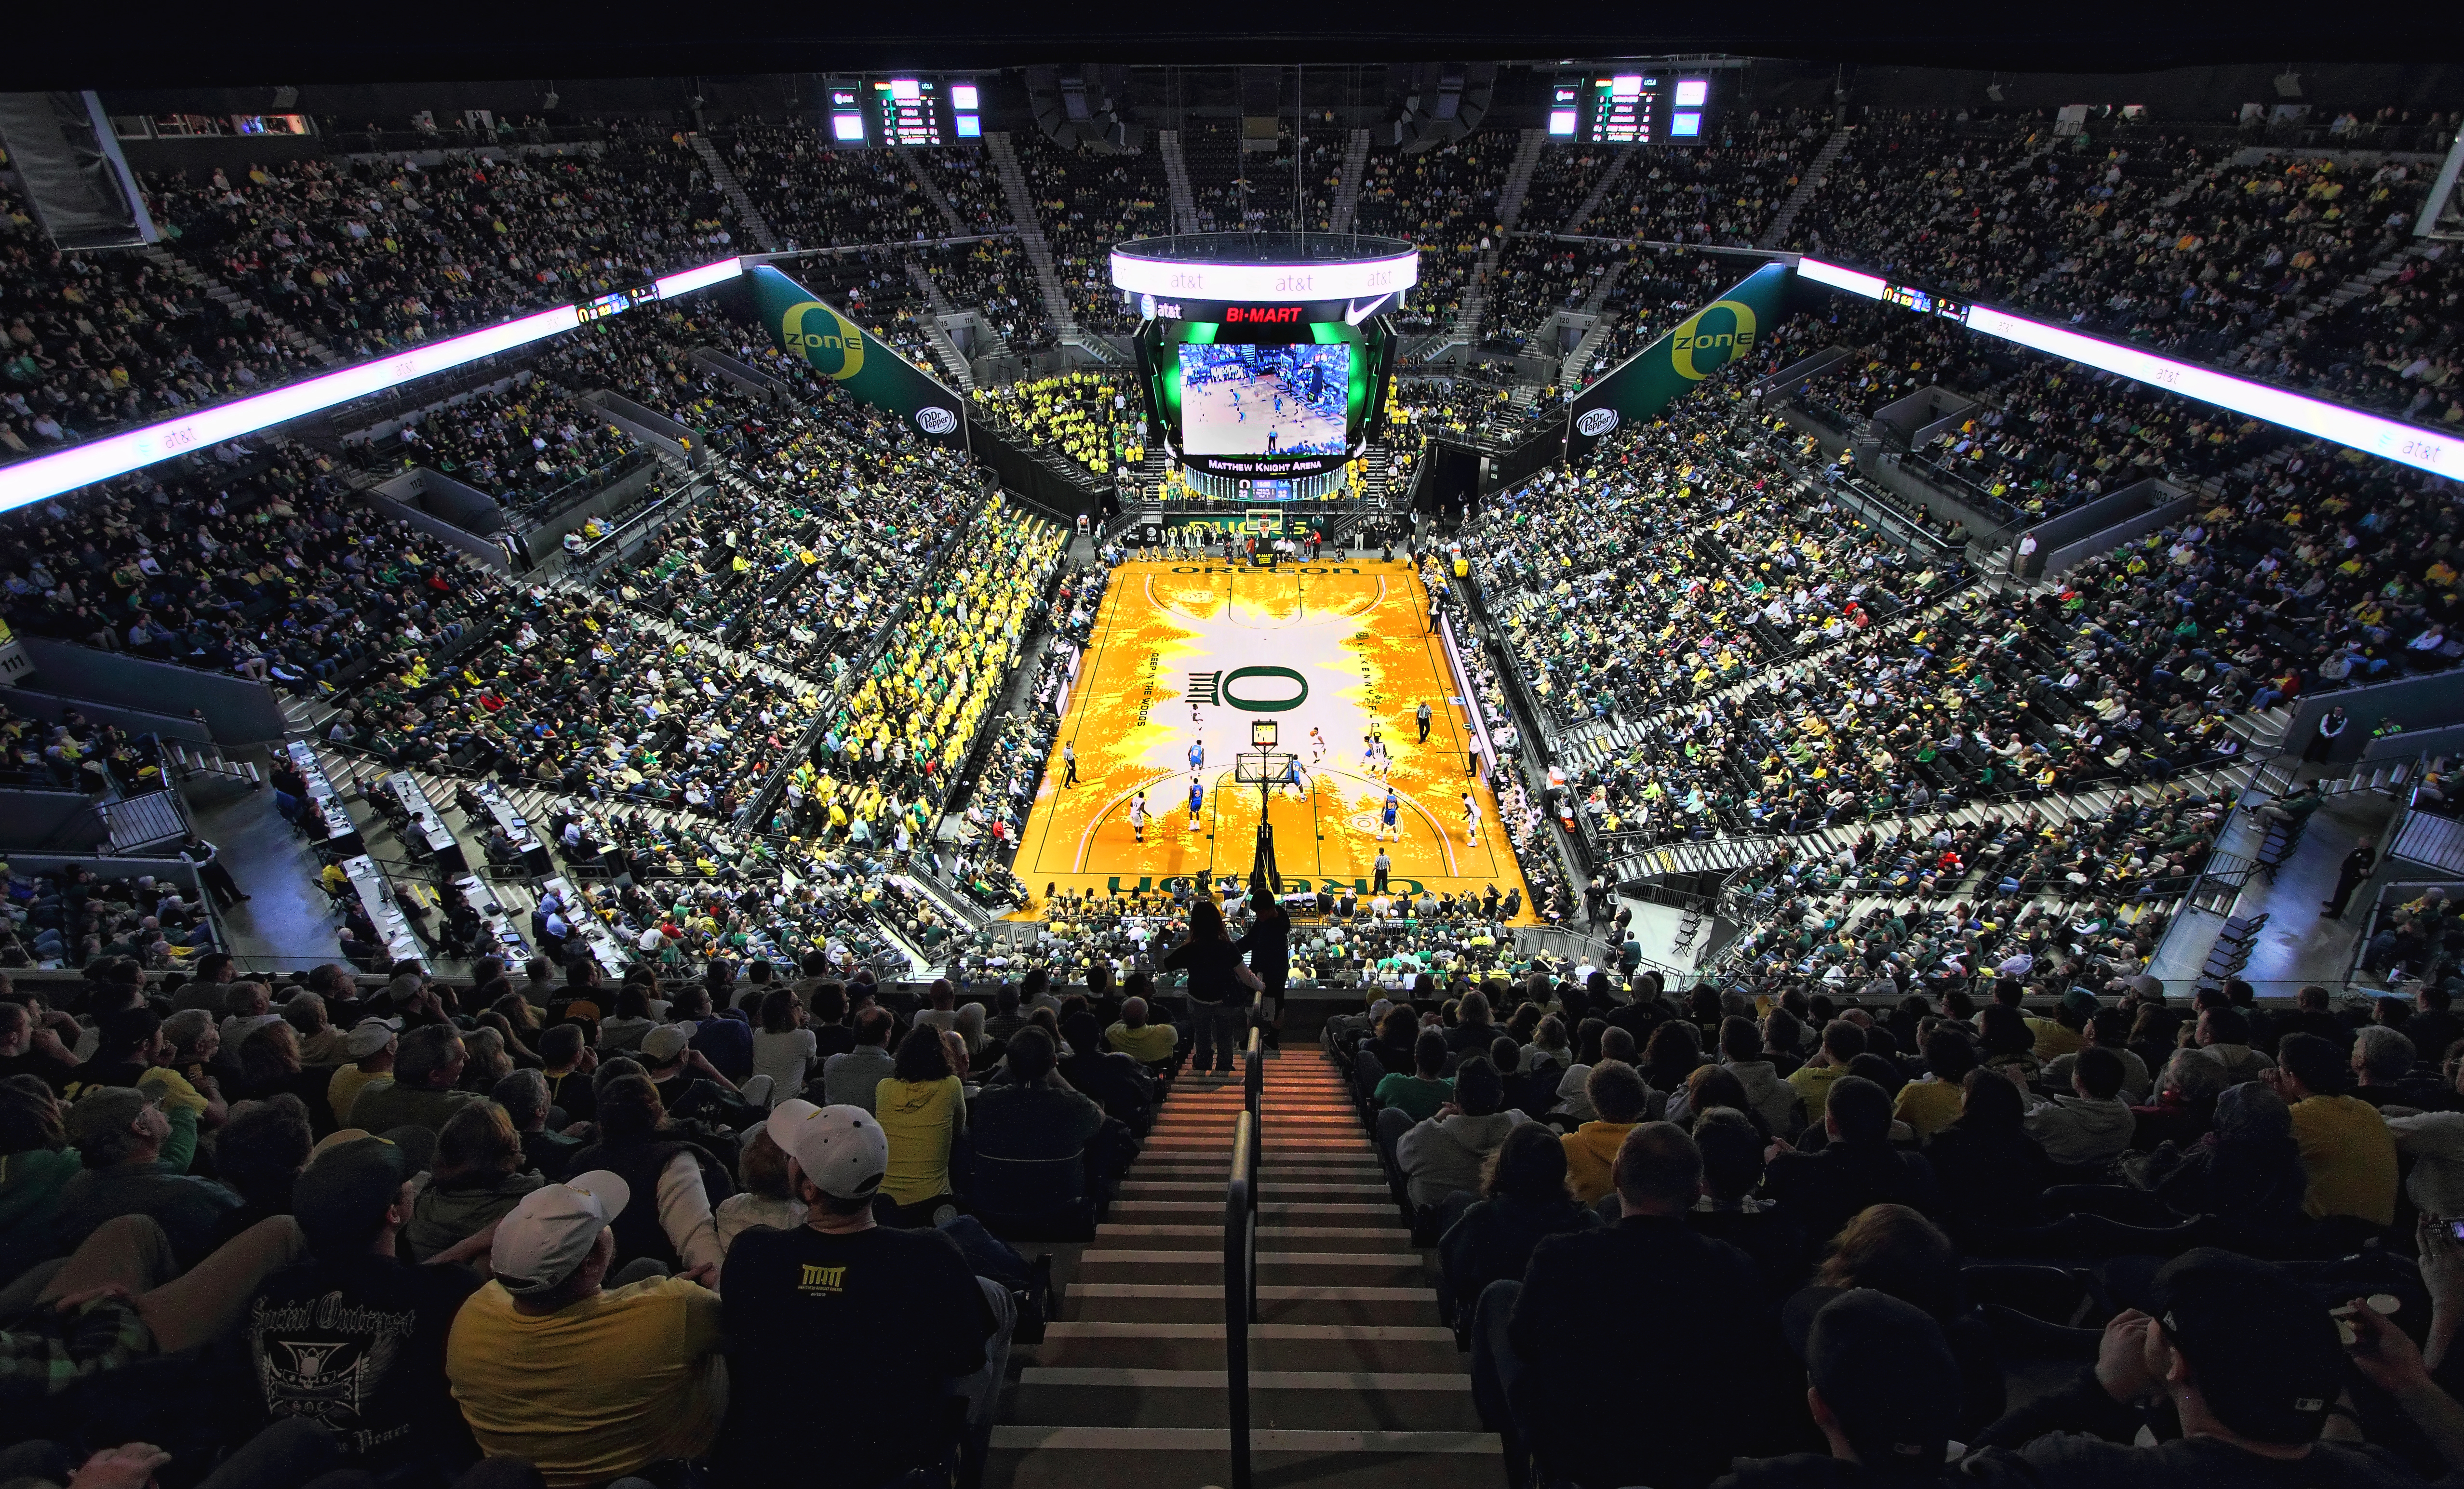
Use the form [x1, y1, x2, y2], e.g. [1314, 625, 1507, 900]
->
[1224, 1104, 1259, 1489]
[1245, 1016, 1264, 1123]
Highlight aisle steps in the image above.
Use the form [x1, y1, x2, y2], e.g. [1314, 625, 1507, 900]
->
[989, 1055, 1497, 1489]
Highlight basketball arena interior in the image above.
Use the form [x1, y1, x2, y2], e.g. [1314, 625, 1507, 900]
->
[4, 18, 2464, 1489]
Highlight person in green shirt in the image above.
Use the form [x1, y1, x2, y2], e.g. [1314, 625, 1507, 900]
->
[1373, 1030, 1457, 1126]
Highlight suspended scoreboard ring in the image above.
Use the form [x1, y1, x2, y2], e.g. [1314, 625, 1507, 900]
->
[1111, 232, 1417, 482]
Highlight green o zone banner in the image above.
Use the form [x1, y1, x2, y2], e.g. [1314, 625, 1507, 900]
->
[749, 264, 967, 447]
[1564, 260, 1794, 464]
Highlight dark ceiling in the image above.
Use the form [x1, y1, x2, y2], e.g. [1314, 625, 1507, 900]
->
[17, 0, 2464, 91]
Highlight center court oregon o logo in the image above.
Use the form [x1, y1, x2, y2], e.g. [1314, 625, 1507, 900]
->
[1668, 297, 1760, 381]
[780, 300, 867, 380]
[1186, 666, 1310, 712]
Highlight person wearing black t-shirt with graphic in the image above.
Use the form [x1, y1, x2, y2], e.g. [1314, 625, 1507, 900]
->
[719, 1100, 1008, 1489]
[229, 1134, 481, 1481]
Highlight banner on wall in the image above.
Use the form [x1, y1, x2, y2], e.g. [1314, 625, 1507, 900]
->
[748, 264, 967, 447]
[1563, 261, 1795, 463]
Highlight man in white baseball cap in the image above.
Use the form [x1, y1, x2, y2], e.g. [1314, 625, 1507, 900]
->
[637, 1021, 769, 1126]
[326, 1018, 399, 1131]
[716, 1101, 1007, 1486]
[444, 1170, 726, 1488]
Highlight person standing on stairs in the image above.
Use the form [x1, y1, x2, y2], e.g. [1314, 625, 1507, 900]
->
[1161, 897, 1259, 1076]
[181, 832, 250, 908]
[1233, 891, 1290, 1049]
[2304, 705, 2348, 767]
[2326, 837, 2378, 919]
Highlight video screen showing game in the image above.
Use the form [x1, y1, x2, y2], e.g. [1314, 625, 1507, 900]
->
[1178, 343, 1351, 458]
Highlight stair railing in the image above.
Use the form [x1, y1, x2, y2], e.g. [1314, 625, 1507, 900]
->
[1223, 1094, 1260, 1489]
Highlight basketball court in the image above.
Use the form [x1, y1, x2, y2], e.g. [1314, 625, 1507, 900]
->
[1013, 557, 1536, 919]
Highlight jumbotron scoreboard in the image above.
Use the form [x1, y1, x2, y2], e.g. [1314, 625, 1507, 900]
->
[1110, 233, 1414, 482]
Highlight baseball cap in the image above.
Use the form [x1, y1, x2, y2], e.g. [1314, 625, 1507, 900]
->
[344, 1018, 397, 1059]
[1783, 1288, 1960, 1475]
[66, 1087, 158, 1147]
[292, 1135, 411, 1256]
[489, 1170, 632, 1295]
[639, 1023, 696, 1063]
[2147, 1248, 2343, 1444]
[765, 1099, 887, 1200]
[2060, 988, 2101, 1021]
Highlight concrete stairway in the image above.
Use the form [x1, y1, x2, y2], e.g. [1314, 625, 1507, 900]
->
[907, 260, 987, 391]
[990, 1051, 1498, 1489]
[1443, 129, 1548, 351]
[686, 133, 782, 253]
[1556, 260, 1629, 388]
[139, 244, 340, 367]
[1493, 129, 1548, 233]
[1329, 130, 1372, 233]
[1158, 130, 1200, 235]
[1755, 127, 1852, 250]
[1560, 148, 1634, 235]
[2230, 238, 2417, 364]
[984, 133, 1084, 346]
[900, 150, 973, 236]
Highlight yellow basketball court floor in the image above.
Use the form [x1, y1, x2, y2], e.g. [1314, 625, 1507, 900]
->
[1012, 557, 1536, 919]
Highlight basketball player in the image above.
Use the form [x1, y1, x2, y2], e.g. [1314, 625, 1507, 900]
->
[1189, 738, 1205, 772]
[1308, 727, 1326, 763]
[1131, 792, 1148, 843]
[1188, 775, 1205, 830]
[1379, 787, 1400, 842]
[1282, 758, 1306, 800]
[1361, 734, 1380, 778]
[1462, 791, 1481, 847]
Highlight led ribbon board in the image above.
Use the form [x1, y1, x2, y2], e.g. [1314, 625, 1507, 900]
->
[1109, 247, 1418, 305]
[1794, 256, 2461, 482]
[0, 256, 748, 515]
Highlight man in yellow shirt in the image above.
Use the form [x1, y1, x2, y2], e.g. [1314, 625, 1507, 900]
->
[1788, 1021, 1862, 1130]
[446, 1170, 726, 1488]
[325, 1019, 397, 1130]
[1102, 996, 1178, 1064]
[1561, 1061, 1652, 1205]
[2023, 989, 2094, 1062]
[2272, 1033, 2398, 1227]
[1892, 1028, 1976, 1141]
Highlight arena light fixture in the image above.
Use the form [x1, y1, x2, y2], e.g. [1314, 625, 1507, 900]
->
[1794, 255, 2462, 482]
[0, 255, 749, 514]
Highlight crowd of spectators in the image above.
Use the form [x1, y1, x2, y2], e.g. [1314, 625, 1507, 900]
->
[1778, 110, 2463, 428]
[1012, 132, 1173, 337]
[1572, 110, 1831, 248]
[1319, 941, 2464, 1489]
[920, 238, 1051, 353]
[2, 178, 323, 461]
[2257, 243, 2463, 429]
[357, 378, 635, 518]
[719, 122, 926, 249]
[0, 436, 507, 691]
[0, 947, 1208, 1487]
[147, 128, 740, 363]
[0, 860, 221, 970]
[1353, 133, 1518, 332]
[971, 371, 1138, 478]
